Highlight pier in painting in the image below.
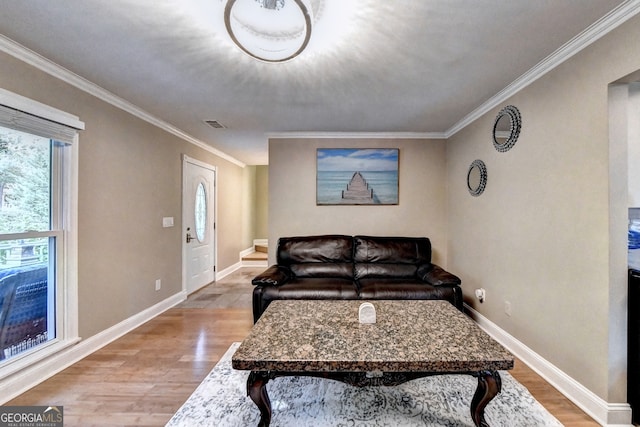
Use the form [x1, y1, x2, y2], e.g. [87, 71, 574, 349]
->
[342, 172, 374, 203]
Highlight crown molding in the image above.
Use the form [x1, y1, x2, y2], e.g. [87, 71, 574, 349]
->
[267, 131, 447, 139]
[3, 0, 637, 155]
[446, 0, 640, 138]
[0, 34, 245, 168]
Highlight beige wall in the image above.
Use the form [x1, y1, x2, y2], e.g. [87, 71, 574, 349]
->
[3, 9, 639, 412]
[0, 51, 255, 338]
[240, 165, 269, 245]
[268, 138, 448, 265]
[267, 16, 640, 408]
[446, 15, 640, 403]
[242, 166, 258, 247]
[255, 165, 269, 239]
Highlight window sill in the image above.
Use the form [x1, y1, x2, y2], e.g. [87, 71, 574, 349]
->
[0, 337, 81, 382]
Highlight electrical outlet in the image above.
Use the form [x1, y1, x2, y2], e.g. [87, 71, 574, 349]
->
[504, 301, 512, 316]
[155, 279, 161, 291]
[474, 288, 486, 303]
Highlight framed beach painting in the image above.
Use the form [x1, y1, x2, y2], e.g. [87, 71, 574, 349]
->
[316, 148, 399, 205]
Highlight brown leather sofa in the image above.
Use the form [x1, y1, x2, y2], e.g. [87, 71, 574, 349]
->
[251, 235, 462, 322]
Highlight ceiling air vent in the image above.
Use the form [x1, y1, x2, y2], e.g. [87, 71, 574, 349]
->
[204, 120, 226, 129]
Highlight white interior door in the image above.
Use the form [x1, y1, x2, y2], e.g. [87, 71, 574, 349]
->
[183, 156, 216, 294]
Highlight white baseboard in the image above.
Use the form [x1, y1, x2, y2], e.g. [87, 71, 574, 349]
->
[12, 287, 626, 424]
[239, 247, 255, 258]
[217, 261, 243, 280]
[0, 291, 186, 404]
[464, 304, 632, 427]
[217, 257, 266, 281]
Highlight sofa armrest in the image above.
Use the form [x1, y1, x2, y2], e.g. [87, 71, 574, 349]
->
[417, 264, 461, 287]
[252, 265, 292, 287]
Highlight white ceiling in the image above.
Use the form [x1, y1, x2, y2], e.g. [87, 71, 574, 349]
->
[0, 0, 633, 165]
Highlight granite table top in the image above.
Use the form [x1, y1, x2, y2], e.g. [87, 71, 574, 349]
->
[232, 300, 514, 373]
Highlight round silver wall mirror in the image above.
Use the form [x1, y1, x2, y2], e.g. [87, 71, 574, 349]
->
[492, 105, 521, 152]
[467, 159, 487, 196]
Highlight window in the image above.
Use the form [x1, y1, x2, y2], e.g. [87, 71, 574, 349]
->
[0, 88, 83, 377]
[195, 182, 207, 242]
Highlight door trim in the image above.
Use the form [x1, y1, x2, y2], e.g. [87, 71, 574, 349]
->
[181, 155, 217, 295]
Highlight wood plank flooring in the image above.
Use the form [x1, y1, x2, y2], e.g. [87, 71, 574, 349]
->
[7, 267, 599, 426]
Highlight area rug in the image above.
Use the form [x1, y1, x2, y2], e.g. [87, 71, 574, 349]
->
[167, 343, 563, 426]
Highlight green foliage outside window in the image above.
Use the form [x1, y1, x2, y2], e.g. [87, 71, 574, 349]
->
[0, 128, 51, 266]
[0, 128, 51, 234]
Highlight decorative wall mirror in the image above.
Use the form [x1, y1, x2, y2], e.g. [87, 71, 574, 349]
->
[492, 105, 521, 152]
[467, 159, 487, 197]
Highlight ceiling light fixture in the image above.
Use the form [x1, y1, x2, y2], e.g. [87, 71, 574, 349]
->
[224, 0, 313, 62]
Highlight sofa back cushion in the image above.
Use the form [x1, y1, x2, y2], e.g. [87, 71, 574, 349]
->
[353, 236, 431, 280]
[354, 263, 418, 279]
[291, 263, 354, 279]
[354, 236, 431, 263]
[277, 235, 354, 279]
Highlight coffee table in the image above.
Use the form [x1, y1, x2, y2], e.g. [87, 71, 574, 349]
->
[232, 300, 514, 427]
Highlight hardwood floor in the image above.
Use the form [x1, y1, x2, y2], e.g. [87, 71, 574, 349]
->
[8, 267, 599, 426]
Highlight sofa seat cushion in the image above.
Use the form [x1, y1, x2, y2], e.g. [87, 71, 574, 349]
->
[258, 278, 359, 301]
[358, 279, 458, 302]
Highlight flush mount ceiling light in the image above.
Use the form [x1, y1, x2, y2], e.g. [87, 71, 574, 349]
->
[224, 0, 313, 62]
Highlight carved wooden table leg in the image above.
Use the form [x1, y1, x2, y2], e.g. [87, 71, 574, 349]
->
[470, 370, 502, 427]
[247, 371, 272, 427]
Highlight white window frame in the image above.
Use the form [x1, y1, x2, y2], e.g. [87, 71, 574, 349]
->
[0, 88, 82, 380]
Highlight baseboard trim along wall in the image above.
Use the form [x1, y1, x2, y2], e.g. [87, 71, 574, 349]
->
[4, 288, 627, 425]
[217, 260, 243, 280]
[0, 291, 186, 404]
[465, 304, 633, 427]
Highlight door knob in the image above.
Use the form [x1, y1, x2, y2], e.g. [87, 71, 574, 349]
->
[186, 227, 195, 243]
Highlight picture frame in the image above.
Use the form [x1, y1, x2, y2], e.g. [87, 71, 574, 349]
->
[316, 148, 399, 205]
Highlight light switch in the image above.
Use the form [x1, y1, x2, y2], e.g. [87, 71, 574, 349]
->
[162, 217, 174, 227]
